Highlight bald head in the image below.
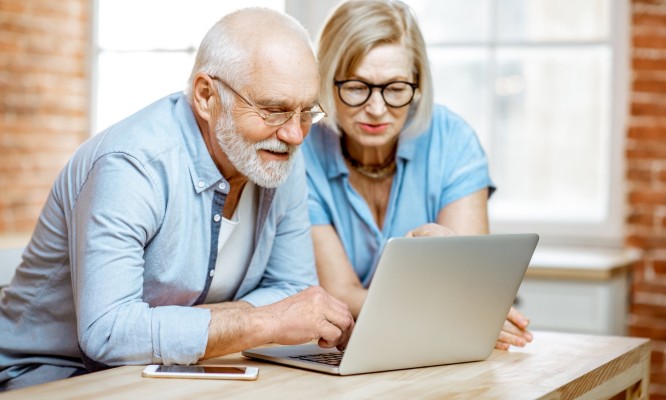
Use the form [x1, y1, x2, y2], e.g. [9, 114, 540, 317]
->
[186, 8, 316, 98]
[224, 7, 311, 49]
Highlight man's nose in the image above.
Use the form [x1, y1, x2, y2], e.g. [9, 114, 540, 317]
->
[276, 113, 305, 146]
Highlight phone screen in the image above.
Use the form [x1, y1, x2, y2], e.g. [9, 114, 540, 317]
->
[155, 365, 247, 374]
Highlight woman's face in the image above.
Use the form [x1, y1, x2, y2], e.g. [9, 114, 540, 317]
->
[335, 43, 415, 149]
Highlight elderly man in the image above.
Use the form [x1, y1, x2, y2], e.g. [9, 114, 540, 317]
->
[0, 8, 353, 391]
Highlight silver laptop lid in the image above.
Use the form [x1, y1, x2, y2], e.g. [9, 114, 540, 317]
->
[338, 233, 539, 375]
[242, 233, 539, 375]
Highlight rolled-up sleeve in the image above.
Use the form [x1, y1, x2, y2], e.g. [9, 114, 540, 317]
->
[70, 153, 210, 367]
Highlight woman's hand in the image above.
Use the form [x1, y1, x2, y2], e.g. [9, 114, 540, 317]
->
[405, 223, 455, 237]
[495, 306, 533, 350]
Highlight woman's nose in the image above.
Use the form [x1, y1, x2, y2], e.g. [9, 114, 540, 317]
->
[364, 89, 387, 116]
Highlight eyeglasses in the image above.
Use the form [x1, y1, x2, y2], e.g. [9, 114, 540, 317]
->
[209, 75, 326, 126]
[334, 79, 418, 108]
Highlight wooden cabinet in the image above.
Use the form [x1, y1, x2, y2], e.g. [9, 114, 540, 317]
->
[515, 246, 638, 336]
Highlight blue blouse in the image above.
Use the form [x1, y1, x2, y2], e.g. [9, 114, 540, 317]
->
[303, 105, 494, 286]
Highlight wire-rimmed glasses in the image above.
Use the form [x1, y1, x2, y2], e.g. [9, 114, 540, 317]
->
[209, 75, 327, 126]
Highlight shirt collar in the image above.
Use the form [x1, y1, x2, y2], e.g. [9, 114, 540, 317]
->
[173, 92, 225, 194]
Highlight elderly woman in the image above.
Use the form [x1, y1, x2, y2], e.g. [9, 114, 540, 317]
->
[303, 0, 532, 350]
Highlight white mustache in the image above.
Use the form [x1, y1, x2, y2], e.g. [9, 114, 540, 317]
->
[254, 139, 294, 155]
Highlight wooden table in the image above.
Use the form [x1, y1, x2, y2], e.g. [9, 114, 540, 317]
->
[0, 331, 650, 400]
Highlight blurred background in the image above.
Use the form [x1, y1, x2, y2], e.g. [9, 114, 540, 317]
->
[0, 0, 665, 396]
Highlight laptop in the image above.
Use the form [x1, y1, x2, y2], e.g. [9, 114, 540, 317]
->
[242, 233, 539, 375]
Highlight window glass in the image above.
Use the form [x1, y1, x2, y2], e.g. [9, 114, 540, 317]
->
[491, 47, 611, 222]
[496, 0, 610, 42]
[98, 0, 285, 50]
[94, 0, 621, 243]
[428, 48, 491, 148]
[96, 52, 195, 131]
[407, 0, 492, 43]
[402, 0, 617, 242]
[94, 0, 285, 132]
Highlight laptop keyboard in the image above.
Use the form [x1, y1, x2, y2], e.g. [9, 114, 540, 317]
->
[289, 352, 343, 366]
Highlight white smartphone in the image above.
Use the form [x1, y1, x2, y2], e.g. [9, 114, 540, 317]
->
[142, 364, 259, 380]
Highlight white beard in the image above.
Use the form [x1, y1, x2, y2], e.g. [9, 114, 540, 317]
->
[215, 116, 297, 188]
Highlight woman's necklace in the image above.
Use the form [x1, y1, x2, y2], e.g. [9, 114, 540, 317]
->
[341, 138, 397, 180]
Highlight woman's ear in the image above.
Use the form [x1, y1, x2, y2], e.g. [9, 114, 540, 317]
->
[192, 74, 216, 122]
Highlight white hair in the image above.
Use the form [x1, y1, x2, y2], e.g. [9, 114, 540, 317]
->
[185, 7, 314, 102]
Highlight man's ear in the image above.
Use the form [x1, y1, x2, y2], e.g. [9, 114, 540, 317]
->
[192, 73, 216, 122]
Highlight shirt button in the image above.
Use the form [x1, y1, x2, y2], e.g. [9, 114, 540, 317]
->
[218, 182, 227, 191]
[213, 214, 221, 222]
[209, 270, 215, 277]
[197, 181, 205, 189]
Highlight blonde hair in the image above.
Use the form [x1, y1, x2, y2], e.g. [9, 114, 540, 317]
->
[317, 0, 433, 138]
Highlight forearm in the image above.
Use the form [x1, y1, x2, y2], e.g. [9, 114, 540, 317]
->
[437, 188, 489, 235]
[202, 286, 354, 358]
[325, 283, 367, 320]
[202, 306, 275, 359]
[197, 301, 253, 311]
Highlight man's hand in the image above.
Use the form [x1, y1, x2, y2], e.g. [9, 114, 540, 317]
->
[263, 286, 354, 350]
[496, 306, 533, 350]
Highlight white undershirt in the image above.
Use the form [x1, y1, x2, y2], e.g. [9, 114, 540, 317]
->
[205, 182, 258, 303]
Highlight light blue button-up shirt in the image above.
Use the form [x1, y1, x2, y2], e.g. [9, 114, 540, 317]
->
[0, 92, 317, 388]
[303, 105, 494, 286]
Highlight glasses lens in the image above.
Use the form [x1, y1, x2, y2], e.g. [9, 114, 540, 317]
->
[339, 81, 370, 106]
[306, 111, 326, 124]
[383, 82, 415, 107]
[263, 111, 326, 126]
[263, 112, 291, 126]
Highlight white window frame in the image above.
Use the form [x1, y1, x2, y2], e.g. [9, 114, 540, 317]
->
[91, 0, 629, 248]
[485, 0, 630, 247]
[291, 0, 629, 247]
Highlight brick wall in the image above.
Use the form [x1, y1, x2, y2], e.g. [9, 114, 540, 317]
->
[0, 0, 90, 235]
[627, 0, 666, 398]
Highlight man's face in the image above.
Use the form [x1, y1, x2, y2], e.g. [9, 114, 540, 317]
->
[214, 112, 297, 188]
[216, 41, 320, 188]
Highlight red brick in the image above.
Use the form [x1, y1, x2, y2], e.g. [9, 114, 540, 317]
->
[0, 0, 89, 237]
[632, 278, 666, 294]
[627, 233, 666, 249]
[631, 101, 666, 117]
[655, 260, 666, 274]
[633, 77, 666, 93]
[633, 12, 666, 28]
[632, 303, 666, 319]
[629, 124, 666, 140]
[633, 57, 666, 70]
[627, 138, 666, 159]
[628, 209, 655, 226]
[629, 190, 666, 205]
[634, 34, 666, 49]
[630, 315, 666, 340]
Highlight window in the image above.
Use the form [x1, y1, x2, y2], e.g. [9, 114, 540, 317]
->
[404, 0, 628, 246]
[93, 0, 285, 133]
[93, 0, 628, 247]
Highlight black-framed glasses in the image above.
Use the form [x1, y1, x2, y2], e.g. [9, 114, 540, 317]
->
[209, 75, 327, 126]
[334, 79, 418, 108]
